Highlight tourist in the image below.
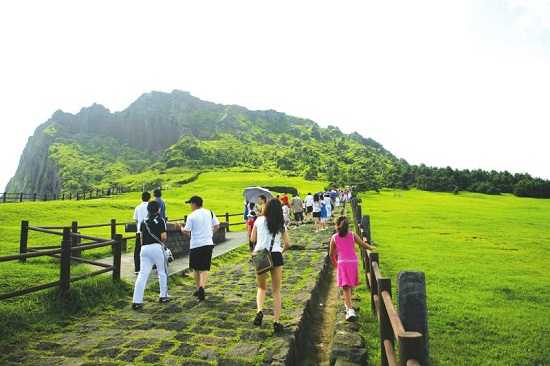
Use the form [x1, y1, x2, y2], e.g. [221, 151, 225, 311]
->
[132, 191, 150, 274]
[175, 195, 220, 301]
[329, 215, 376, 321]
[131, 200, 171, 309]
[250, 198, 291, 334]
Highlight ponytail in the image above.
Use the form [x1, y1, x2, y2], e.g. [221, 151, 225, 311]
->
[335, 215, 349, 237]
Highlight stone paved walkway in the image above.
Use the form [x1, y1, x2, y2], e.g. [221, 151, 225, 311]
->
[2, 226, 362, 365]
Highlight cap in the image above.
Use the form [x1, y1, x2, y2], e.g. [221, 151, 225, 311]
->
[185, 195, 203, 206]
[153, 188, 162, 197]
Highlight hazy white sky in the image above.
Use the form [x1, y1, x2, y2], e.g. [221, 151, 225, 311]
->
[1, 0, 549, 191]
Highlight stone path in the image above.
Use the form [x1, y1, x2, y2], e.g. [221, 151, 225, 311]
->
[1, 226, 368, 365]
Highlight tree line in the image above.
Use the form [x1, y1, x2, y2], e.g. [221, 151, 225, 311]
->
[356, 163, 550, 198]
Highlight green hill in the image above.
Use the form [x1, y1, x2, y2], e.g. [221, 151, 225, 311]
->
[5, 90, 400, 195]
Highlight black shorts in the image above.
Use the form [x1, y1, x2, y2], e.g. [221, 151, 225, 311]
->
[189, 245, 214, 271]
[307, 206, 313, 213]
[293, 211, 304, 222]
[271, 251, 284, 267]
[313, 211, 321, 218]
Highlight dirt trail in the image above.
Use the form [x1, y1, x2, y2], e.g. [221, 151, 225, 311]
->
[295, 262, 339, 365]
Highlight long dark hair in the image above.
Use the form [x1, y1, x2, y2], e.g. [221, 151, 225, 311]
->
[146, 200, 160, 219]
[264, 198, 285, 235]
[335, 215, 350, 237]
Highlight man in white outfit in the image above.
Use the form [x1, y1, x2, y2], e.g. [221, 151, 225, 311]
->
[133, 191, 150, 274]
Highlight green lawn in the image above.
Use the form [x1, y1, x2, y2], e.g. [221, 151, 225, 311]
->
[355, 189, 550, 366]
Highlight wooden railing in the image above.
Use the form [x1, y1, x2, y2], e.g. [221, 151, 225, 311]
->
[1, 186, 129, 203]
[350, 198, 428, 366]
[1, 211, 248, 301]
[0, 221, 123, 301]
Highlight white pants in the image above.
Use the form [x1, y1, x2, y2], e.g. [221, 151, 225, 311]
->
[132, 243, 169, 304]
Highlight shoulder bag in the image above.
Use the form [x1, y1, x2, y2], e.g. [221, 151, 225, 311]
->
[143, 219, 174, 264]
[251, 233, 275, 275]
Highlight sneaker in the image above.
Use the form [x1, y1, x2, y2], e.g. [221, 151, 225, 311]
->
[193, 289, 199, 297]
[273, 322, 284, 334]
[197, 286, 205, 301]
[159, 296, 172, 303]
[253, 311, 263, 326]
[131, 303, 143, 310]
[345, 308, 356, 321]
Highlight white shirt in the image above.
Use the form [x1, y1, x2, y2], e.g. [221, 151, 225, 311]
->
[183, 208, 220, 249]
[133, 202, 149, 233]
[305, 194, 314, 207]
[253, 216, 283, 253]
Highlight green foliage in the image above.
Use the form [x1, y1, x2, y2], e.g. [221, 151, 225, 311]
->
[49, 133, 153, 193]
[356, 189, 550, 365]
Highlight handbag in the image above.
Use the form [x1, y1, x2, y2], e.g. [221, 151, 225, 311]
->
[143, 219, 174, 263]
[251, 233, 275, 274]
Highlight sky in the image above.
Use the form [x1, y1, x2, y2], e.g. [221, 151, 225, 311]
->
[1, 0, 549, 192]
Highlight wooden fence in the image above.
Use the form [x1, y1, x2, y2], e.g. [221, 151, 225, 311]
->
[0, 186, 129, 203]
[350, 198, 428, 366]
[0, 221, 124, 301]
[0, 212, 247, 301]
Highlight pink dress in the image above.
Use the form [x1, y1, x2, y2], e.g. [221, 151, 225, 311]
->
[332, 231, 359, 287]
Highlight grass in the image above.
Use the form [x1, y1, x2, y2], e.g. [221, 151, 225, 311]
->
[354, 189, 550, 366]
[1, 173, 549, 364]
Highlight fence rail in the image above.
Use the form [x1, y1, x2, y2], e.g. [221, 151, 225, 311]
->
[0, 222, 123, 301]
[1, 186, 129, 203]
[1, 211, 248, 301]
[350, 198, 428, 366]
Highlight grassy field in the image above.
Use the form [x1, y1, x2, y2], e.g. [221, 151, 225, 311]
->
[1, 173, 549, 365]
[354, 189, 550, 366]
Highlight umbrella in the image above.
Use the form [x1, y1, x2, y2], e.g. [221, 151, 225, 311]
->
[243, 186, 275, 205]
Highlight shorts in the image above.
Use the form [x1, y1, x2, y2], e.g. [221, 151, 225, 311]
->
[293, 211, 304, 222]
[189, 245, 214, 271]
[312, 211, 321, 218]
[307, 206, 313, 213]
[271, 251, 284, 267]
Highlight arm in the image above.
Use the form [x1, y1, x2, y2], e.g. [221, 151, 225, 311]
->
[329, 237, 337, 267]
[250, 225, 258, 245]
[160, 232, 168, 242]
[281, 230, 291, 254]
[354, 232, 376, 251]
[213, 224, 220, 235]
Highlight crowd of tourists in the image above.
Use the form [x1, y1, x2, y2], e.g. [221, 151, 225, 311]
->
[129, 186, 373, 334]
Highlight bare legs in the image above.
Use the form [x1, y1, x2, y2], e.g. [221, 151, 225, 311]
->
[256, 265, 283, 323]
[194, 270, 209, 289]
[342, 285, 353, 310]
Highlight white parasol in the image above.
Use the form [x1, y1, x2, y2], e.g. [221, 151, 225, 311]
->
[243, 186, 275, 205]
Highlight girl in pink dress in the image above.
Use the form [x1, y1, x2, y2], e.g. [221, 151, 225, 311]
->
[329, 215, 376, 321]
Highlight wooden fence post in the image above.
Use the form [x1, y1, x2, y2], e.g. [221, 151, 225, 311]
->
[398, 331, 424, 366]
[113, 234, 122, 281]
[370, 252, 379, 312]
[71, 221, 81, 258]
[110, 219, 117, 240]
[60, 227, 72, 296]
[19, 220, 29, 263]
[378, 277, 394, 366]
[225, 212, 230, 232]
